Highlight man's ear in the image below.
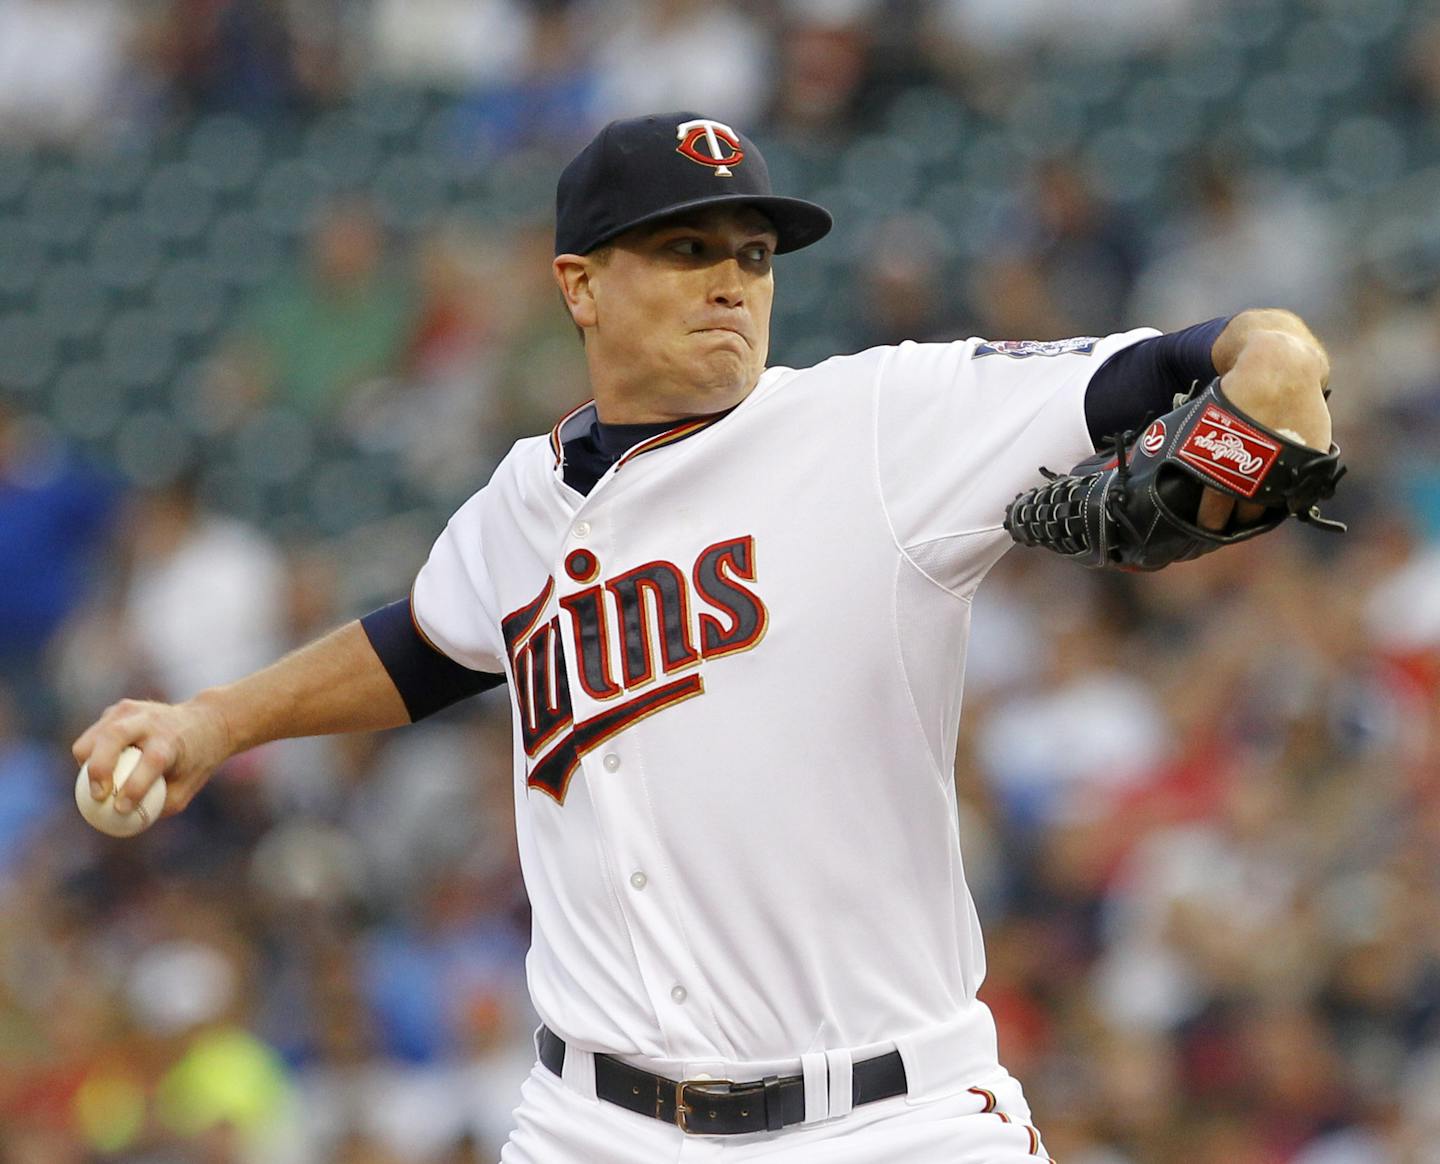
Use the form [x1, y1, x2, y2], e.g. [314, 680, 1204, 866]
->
[553, 254, 598, 330]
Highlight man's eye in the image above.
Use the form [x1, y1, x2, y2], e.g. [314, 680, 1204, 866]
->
[744, 246, 771, 263]
[670, 239, 702, 256]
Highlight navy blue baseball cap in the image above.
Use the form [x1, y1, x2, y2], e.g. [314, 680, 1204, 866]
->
[554, 112, 833, 257]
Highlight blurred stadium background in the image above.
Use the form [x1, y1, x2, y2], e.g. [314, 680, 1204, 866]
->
[2, 0, 1438, 1161]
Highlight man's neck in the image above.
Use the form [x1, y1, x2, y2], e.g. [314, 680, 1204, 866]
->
[587, 359, 760, 424]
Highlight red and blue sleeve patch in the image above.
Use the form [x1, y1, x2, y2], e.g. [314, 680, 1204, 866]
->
[973, 337, 1099, 359]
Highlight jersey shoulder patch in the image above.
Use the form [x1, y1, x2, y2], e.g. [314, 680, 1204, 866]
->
[973, 337, 1100, 359]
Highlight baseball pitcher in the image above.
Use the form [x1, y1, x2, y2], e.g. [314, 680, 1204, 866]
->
[75, 113, 1343, 1162]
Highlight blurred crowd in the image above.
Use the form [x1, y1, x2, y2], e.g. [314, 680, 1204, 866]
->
[3, 1, 1440, 1162]
[0, 0, 1229, 150]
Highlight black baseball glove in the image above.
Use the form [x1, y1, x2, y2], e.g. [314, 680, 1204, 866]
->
[1003, 377, 1346, 571]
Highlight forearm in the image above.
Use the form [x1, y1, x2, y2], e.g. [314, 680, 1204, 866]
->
[76, 619, 410, 818]
[194, 619, 410, 755]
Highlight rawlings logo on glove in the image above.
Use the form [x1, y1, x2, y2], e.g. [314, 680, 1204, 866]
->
[1003, 377, 1347, 572]
[1177, 405, 1280, 493]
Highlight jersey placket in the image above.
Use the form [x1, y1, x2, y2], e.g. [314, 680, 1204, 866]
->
[552, 495, 721, 1059]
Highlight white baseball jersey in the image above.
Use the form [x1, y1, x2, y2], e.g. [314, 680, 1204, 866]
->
[411, 329, 1156, 1072]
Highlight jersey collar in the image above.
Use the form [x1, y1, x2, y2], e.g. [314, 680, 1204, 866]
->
[548, 400, 735, 471]
[549, 399, 594, 467]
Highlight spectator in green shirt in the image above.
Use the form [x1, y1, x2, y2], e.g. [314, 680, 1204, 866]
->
[232, 199, 415, 420]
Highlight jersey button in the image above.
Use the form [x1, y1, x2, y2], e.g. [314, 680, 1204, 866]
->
[572, 521, 590, 538]
[629, 871, 647, 890]
[670, 985, 687, 1004]
[603, 753, 621, 772]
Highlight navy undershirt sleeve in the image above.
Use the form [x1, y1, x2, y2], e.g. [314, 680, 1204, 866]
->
[360, 599, 506, 722]
[1084, 317, 1229, 448]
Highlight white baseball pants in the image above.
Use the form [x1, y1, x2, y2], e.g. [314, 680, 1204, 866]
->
[499, 1059, 1052, 1163]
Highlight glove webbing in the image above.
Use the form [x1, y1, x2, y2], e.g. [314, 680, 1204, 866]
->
[1005, 469, 1092, 556]
[1008, 419, 1153, 559]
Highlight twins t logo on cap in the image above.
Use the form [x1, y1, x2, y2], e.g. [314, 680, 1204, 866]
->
[676, 119, 744, 178]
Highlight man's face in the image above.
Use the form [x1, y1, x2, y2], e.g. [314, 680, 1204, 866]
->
[568, 205, 778, 420]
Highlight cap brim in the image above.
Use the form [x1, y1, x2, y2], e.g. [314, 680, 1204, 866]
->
[577, 194, 833, 256]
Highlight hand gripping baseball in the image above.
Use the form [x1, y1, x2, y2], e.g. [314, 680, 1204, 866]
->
[1003, 377, 1347, 571]
[73, 696, 234, 826]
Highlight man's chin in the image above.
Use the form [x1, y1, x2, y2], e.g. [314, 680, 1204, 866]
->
[706, 366, 766, 400]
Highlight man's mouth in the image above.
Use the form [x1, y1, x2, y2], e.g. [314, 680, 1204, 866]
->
[695, 326, 748, 344]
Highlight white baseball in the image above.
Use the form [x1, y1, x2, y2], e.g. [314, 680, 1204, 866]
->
[75, 746, 167, 838]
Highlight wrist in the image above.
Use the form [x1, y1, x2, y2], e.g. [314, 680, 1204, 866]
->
[188, 687, 242, 761]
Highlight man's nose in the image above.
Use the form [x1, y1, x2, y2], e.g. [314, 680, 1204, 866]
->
[708, 258, 744, 306]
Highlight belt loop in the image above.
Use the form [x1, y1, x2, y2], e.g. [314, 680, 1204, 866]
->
[800, 1052, 829, 1124]
[825, 1048, 854, 1118]
[762, 1075, 785, 1132]
[561, 1044, 597, 1102]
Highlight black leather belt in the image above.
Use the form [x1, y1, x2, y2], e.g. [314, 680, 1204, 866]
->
[537, 1025, 908, 1135]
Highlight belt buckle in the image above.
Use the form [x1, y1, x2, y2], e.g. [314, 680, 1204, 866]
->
[674, 1076, 733, 1134]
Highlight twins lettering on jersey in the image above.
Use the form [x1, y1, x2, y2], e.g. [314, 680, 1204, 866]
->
[502, 536, 767, 803]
